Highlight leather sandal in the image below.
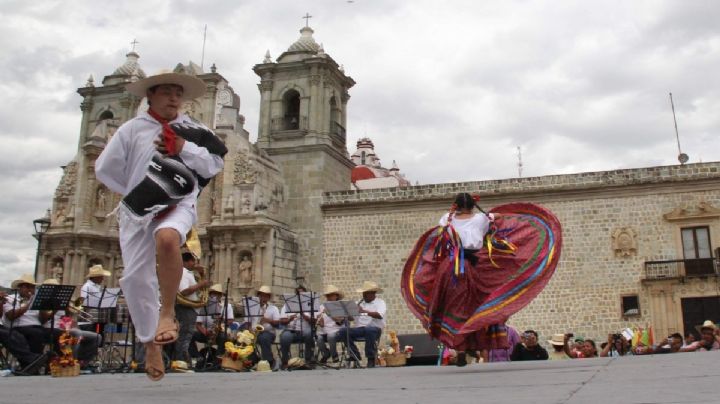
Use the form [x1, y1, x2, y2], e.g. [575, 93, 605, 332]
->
[145, 346, 165, 381]
[153, 318, 179, 345]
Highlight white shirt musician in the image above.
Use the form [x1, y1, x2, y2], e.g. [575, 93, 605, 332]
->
[253, 285, 280, 365]
[337, 281, 386, 368]
[317, 285, 344, 363]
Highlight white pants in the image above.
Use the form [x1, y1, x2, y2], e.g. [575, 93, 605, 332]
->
[118, 206, 194, 343]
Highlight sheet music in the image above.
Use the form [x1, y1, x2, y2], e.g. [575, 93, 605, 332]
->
[281, 292, 319, 314]
[243, 296, 261, 318]
[323, 300, 360, 318]
[85, 287, 121, 308]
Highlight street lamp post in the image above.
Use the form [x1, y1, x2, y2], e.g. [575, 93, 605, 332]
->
[32, 209, 51, 280]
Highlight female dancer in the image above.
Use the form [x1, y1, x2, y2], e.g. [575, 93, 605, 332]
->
[401, 193, 562, 366]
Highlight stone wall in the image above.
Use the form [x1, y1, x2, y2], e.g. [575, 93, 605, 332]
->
[321, 162, 720, 343]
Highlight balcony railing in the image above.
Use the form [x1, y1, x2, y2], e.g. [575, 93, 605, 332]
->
[644, 258, 719, 280]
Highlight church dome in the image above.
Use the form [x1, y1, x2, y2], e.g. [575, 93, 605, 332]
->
[287, 26, 321, 53]
[112, 51, 146, 78]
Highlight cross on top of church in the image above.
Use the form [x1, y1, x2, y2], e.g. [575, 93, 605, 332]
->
[130, 39, 139, 51]
[302, 12, 312, 27]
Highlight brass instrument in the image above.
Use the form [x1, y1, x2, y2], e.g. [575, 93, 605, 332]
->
[176, 227, 209, 309]
[68, 296, 94, 323]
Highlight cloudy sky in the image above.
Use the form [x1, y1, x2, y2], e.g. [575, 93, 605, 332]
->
[0, 0, 718, 286]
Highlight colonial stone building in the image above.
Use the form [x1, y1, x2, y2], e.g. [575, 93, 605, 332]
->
[322, 163, 720, 341]
[37, 24, 719, 343]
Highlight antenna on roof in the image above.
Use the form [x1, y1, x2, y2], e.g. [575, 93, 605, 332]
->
[517, 146, 523, 177]
[200, 24, 207, 70]
[669, 92, 688, 165]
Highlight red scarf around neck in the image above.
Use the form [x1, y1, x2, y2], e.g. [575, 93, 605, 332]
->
[147, 108, 178, 156]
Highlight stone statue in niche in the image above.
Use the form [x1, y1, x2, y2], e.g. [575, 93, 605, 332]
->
[96, 186, 107, 212]
[224, 194, 234, 214]
[51, 261, 64, 282]
[238, 255, 253, 286]
[242, 194, 252, 214]
[612, 227, 638, 257]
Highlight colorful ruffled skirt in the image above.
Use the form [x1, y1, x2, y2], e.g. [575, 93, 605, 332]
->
[401, 202, 562, 350]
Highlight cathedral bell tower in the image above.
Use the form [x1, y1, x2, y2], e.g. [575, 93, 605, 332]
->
[253, 24, 355, 287]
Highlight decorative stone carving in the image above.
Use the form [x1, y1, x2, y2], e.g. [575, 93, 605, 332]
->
[54, 204, 67, 226]
[237, 254, 253, 286]
[663, 200, 720, 221]
[242, 194, 252, 214]
[55, 161, 78, 199]
[612, 227, 638, 258]
[181, 100, 199, 119]
[224, 195, 235, 214]
[95, 186, 107, 213]
[51, 261, 64, 282]
[233, 149, 257, 185]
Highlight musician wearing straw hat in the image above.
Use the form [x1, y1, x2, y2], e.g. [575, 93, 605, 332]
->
[2, 274, 51, 355]
[190, 283, 234, 360]
[337, 281, 386, 368]
[95, 69, 227, 381]
[252, 285, 280, 366]
[80, 264, 111, 304]
[0, 288, 43, 373]
[317, 285, 344, 363]
[174, 252, 211, 364]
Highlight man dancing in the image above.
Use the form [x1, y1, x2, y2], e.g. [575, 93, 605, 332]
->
[96, 70, 226, 380]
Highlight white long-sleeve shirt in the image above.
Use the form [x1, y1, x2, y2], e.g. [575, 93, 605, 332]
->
[95, 111, 224, 212]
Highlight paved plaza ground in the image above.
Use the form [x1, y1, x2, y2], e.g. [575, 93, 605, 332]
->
[1, 351, 718, 404]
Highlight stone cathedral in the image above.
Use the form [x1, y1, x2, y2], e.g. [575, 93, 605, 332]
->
[40, 25, 352, 302]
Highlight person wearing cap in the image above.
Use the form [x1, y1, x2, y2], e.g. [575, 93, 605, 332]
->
[682, 320, 720, 352]
[2, 274, 52, 355]
[0, 288, 43, 373]
[317, 285, 344, 363]
[278, 285, 317, 370]
[252, 285, 280, 366]
[337, 281, 386, 368]
[95, 70, 227, 381]
[190, 283, 234, 360]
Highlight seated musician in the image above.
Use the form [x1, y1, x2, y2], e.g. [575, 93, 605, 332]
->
[41, 279, 100, 369]
[337, 281, 386, 368]
[0, 289, 44, 373]
[2, 275, 51, 356]
[317, 285, 344, 364]
[190, 284, 234, 360]
[253, 285, 280, 367]
[80, 264, 111, 334]
[279, 285, 316, 370]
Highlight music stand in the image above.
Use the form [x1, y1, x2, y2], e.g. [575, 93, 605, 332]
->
[196, 295, 224, 372]
[30, 284, 76, 369]
[323, 300, 361, 368]
[281, 292, 318, 362]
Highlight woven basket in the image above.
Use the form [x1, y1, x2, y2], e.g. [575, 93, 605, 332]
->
[51, 363, 80, 377]
[383, 352, 407, 367]
[221, 356, 244, 371]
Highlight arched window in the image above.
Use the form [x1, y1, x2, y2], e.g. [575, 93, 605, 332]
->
[329, 96, 339, 126]
[361, 151, 366, 165]
[283, 90, 300, 130]
[99, 110, 114, 121]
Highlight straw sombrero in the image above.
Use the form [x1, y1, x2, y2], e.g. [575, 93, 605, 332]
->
[126, 70, 206, 99]
[323, 285, 344, 299]
[86, 265, 111, 279]
[42, 278, 60, 285]
[256, 285, 272, 295]
[356, 281, 382, 294]
[209, 283, 224, 294]
[11, 274, 36, 289]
